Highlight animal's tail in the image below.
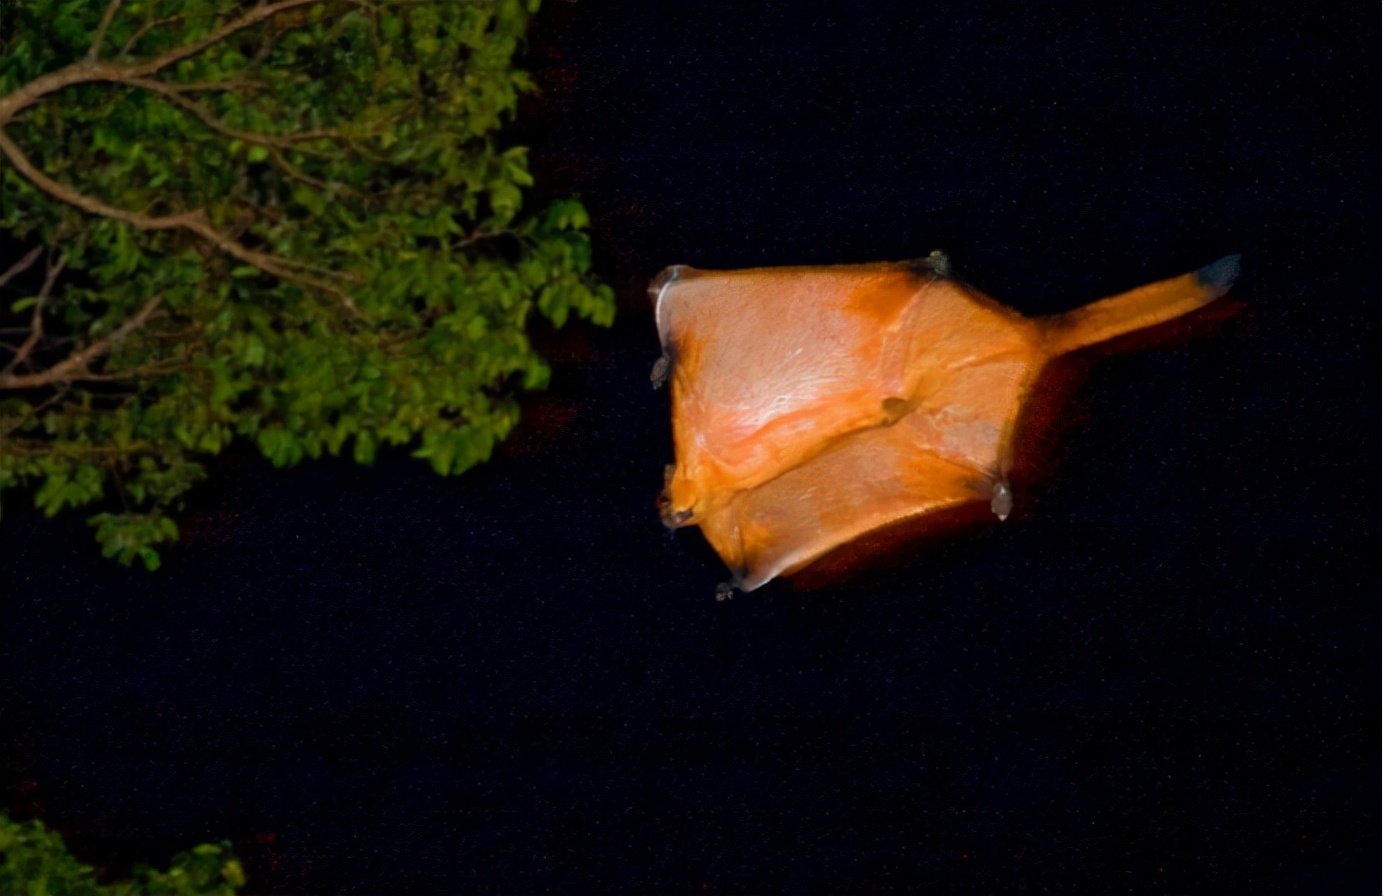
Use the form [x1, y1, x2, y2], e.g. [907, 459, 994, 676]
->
[1041, 255, 1240, 357]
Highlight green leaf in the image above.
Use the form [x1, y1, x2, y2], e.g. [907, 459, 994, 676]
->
[138, 546, 161, 571]
[353, 431, 376, 464]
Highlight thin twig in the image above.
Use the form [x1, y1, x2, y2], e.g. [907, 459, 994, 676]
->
[124, 77, 343, 152]
[0, 246, 42, 292]
[2, 252, 66, 376]
[118, 14, 182, 58]
[0, 438, 156, 458]
[454, 229, 515, 250]
[0, 381, 71, 441]
[87, 0, 125, 61]
[268, 147, 334, 191]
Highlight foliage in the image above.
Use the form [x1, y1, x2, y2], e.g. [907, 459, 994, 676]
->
[0, 811, 245, 895]
[0, 0, 613, 566]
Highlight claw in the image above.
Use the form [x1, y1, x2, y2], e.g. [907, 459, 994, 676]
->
[651, 353, 670, 389]
[991, 480, 1013, 521]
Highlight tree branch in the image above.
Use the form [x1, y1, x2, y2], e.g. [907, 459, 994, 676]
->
[0, 128, 196, 228]
[0, 129, 356, 303]
[133, 75, 270, 95]
[0, 293, 163, 389]
[24, 359, 186, 383]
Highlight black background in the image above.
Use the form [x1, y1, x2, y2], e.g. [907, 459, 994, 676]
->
[1, 2, 1377, 893]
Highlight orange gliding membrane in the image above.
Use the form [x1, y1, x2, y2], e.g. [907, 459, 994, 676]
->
[652, 252, 1239, 594]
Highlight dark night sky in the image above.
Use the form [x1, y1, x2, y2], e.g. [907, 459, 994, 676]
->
[2, 2, 1377, 893]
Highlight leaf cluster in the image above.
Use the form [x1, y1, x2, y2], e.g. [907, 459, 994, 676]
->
[0, 811, 244, 895]
[0, 0, 613, 565]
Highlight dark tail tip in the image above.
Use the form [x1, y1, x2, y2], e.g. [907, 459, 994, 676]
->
[1196, 254, 1241, 297]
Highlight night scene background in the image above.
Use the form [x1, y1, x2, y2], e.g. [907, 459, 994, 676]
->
[1, 2, 1377, 893]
